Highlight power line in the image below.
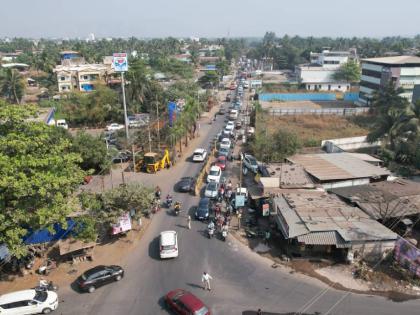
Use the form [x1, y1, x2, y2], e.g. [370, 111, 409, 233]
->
[294, 211, 420, 315]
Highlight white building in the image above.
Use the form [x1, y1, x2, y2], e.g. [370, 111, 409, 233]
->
[357, 56, 420, 106]
[296, 50, 357, 92]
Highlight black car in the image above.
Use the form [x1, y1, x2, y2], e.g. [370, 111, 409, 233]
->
[177, 177, 195, 193]
[195, 197, 210, 220]
[77, 265, 124, 293]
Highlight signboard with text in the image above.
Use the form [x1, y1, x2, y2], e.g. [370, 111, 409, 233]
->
[113, 53, 128, 72]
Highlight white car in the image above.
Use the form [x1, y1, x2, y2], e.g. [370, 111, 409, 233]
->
[229, 109, 238, 120]
[159, 231, 178, 259]
[220, 138, 231, 150]
[204, 182, 219, 199]
[106, 123, 124, 131]
[226, 121, 235, 131]
[192, 148, 207, 162]
[0, 289, 59, 315]
[207, 165, 222, 183]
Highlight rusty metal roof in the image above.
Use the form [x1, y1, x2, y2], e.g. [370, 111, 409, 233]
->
[287, 153, 390, 181]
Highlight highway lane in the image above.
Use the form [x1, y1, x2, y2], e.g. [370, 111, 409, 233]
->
[58, 97, 420, 315]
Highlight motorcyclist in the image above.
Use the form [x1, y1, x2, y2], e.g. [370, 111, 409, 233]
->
[155, 186, 161, 199]
[208, 221, 215, 231]
[174, 201, 181, 215]
[166, 194, 173, 206]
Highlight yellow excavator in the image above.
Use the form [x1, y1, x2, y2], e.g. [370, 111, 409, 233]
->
[139, 149, 171, 173]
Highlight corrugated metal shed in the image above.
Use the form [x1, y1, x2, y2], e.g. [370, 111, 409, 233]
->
[297, 231, 350, 247]
[287, 153, 390, 181]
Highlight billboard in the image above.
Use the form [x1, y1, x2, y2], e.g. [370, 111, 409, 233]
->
[113, 53, 128, 72]
[168, 101, 177, 127]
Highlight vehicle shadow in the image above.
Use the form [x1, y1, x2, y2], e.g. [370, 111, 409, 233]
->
[148, 236, 161, 261]
[70, 280, 83, 294]
[186, 282, 204, 290]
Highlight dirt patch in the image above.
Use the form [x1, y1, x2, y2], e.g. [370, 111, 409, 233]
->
[257, 114, 369, 147]
[0, 219, 151, 294]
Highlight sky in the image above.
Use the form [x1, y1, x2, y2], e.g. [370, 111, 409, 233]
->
[1, 0, 419, 39]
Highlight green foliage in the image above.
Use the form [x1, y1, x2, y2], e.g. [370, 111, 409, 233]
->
[0, 68, 25, 104]
[368, 84, 420, 172]
[79, 184, 154, 227]
[333, 60, 361, 83]
[57, 85, 121, 126]
[71, 131, 110, 173]
[252, 129, 301, 162]
[0, 103, 85, 257]
[198, 71, 219, 87]
[149, 56, 193, 79]
[73, 216, 98, 243]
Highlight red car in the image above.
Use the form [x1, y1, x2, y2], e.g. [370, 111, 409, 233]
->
[165, 289, 210, 315]
[215, 155, 227, 171]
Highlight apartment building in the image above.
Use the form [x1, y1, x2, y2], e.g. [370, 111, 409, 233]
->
[54, 51, 114, 92]
[358, 56, 420, 106]
[296, 49, 358, 92]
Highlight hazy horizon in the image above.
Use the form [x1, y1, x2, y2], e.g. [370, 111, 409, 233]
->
[1, 0, 419, 39]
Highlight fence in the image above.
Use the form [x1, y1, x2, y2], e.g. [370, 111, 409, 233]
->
[267, 107, 370, 116]
[260, 93, 337, 102]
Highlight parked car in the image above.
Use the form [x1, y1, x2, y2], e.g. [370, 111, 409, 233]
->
[242, 153, 259, 174]
[195, 197, 210, 220]
[207, 165, 222, 183]
[218, 147, 231, 159]
[165, 289, 211, 315]
[219, 138, 231, 150]
[0, 290, 59, 315]
[106, 123, 124, 131]
[218, 107, 226, 115]
[214, 155, 227, 171]
[177, 177, 195, 193]
[159, 231, 179, 259]
[204, 182, 219, 199]
[192, 148, 207, 162]
[76, 265, 124, 293]
[225, 95, 231, 102]
[235, 121, 242, 129]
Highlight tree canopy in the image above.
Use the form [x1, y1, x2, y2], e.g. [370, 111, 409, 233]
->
[332, 60, 361, 83]
[0, 102, 85, 257]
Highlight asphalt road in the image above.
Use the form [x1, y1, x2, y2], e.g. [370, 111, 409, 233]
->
[58, 96, 420, 315]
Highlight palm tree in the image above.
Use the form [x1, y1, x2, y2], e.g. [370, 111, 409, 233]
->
[0, 68, 25, 104]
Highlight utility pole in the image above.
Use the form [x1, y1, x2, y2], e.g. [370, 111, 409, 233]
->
[156, 97, 160, 150]
[121, 71, 129, 141]
[148, 121, 152, 153]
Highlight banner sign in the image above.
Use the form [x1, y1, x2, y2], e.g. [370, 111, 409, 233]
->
[262, 203, 270, 217]
[113, 53, 128, 72]
[111, 212, 132, 235]
[235, 195, 245, 208]
[168, 101, 177, 127]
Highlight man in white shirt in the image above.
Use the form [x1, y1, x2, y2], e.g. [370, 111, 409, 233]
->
[201, 271, 213, 291]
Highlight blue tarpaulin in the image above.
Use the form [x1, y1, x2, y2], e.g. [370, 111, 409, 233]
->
[168, 101, 177, 127]
[23, 219, 77, 245]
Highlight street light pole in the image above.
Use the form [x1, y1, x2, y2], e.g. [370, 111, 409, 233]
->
[121, 72, 129, 141]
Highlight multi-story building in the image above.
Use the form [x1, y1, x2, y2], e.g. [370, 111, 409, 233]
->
[296, 49, 358, 92]
[357, 56, 420, 106]
[54, 51, 114, 92]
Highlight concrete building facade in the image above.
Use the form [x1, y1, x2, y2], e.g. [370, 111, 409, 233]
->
[357, 56, 420, 106]
[296, 50, 357, 92]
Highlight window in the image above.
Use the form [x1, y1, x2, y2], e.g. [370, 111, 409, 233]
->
[318, 85, 321, 89]
[338, 85, 341, 89]
[360, 80, 380, 90]
[61, 86, 67, 91]
[84, 75, 89, 80]
[60, 76, 66, 81]
[361, 69, 382, 79]
[328, 85, 331, 91]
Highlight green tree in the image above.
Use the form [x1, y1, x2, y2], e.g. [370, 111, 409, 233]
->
[0, 103, 85, 257]
[72, 131, 110, 173]
[332, 60, 361, 84]
[0, 68, 25, 104]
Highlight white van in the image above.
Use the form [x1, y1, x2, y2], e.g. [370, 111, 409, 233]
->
[159, 231, 178, 259]
[56, 119, 68, 130]
[0, 289, 58, 314]
[229, 109, 238, 120]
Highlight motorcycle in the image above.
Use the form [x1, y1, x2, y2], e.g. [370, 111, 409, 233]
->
[173, 204, 181, 216]
[208, 227, 215, 239]
[34, 280, 58, 292]
[221, 229, 228, 242]
[166, 196, 173, 208]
